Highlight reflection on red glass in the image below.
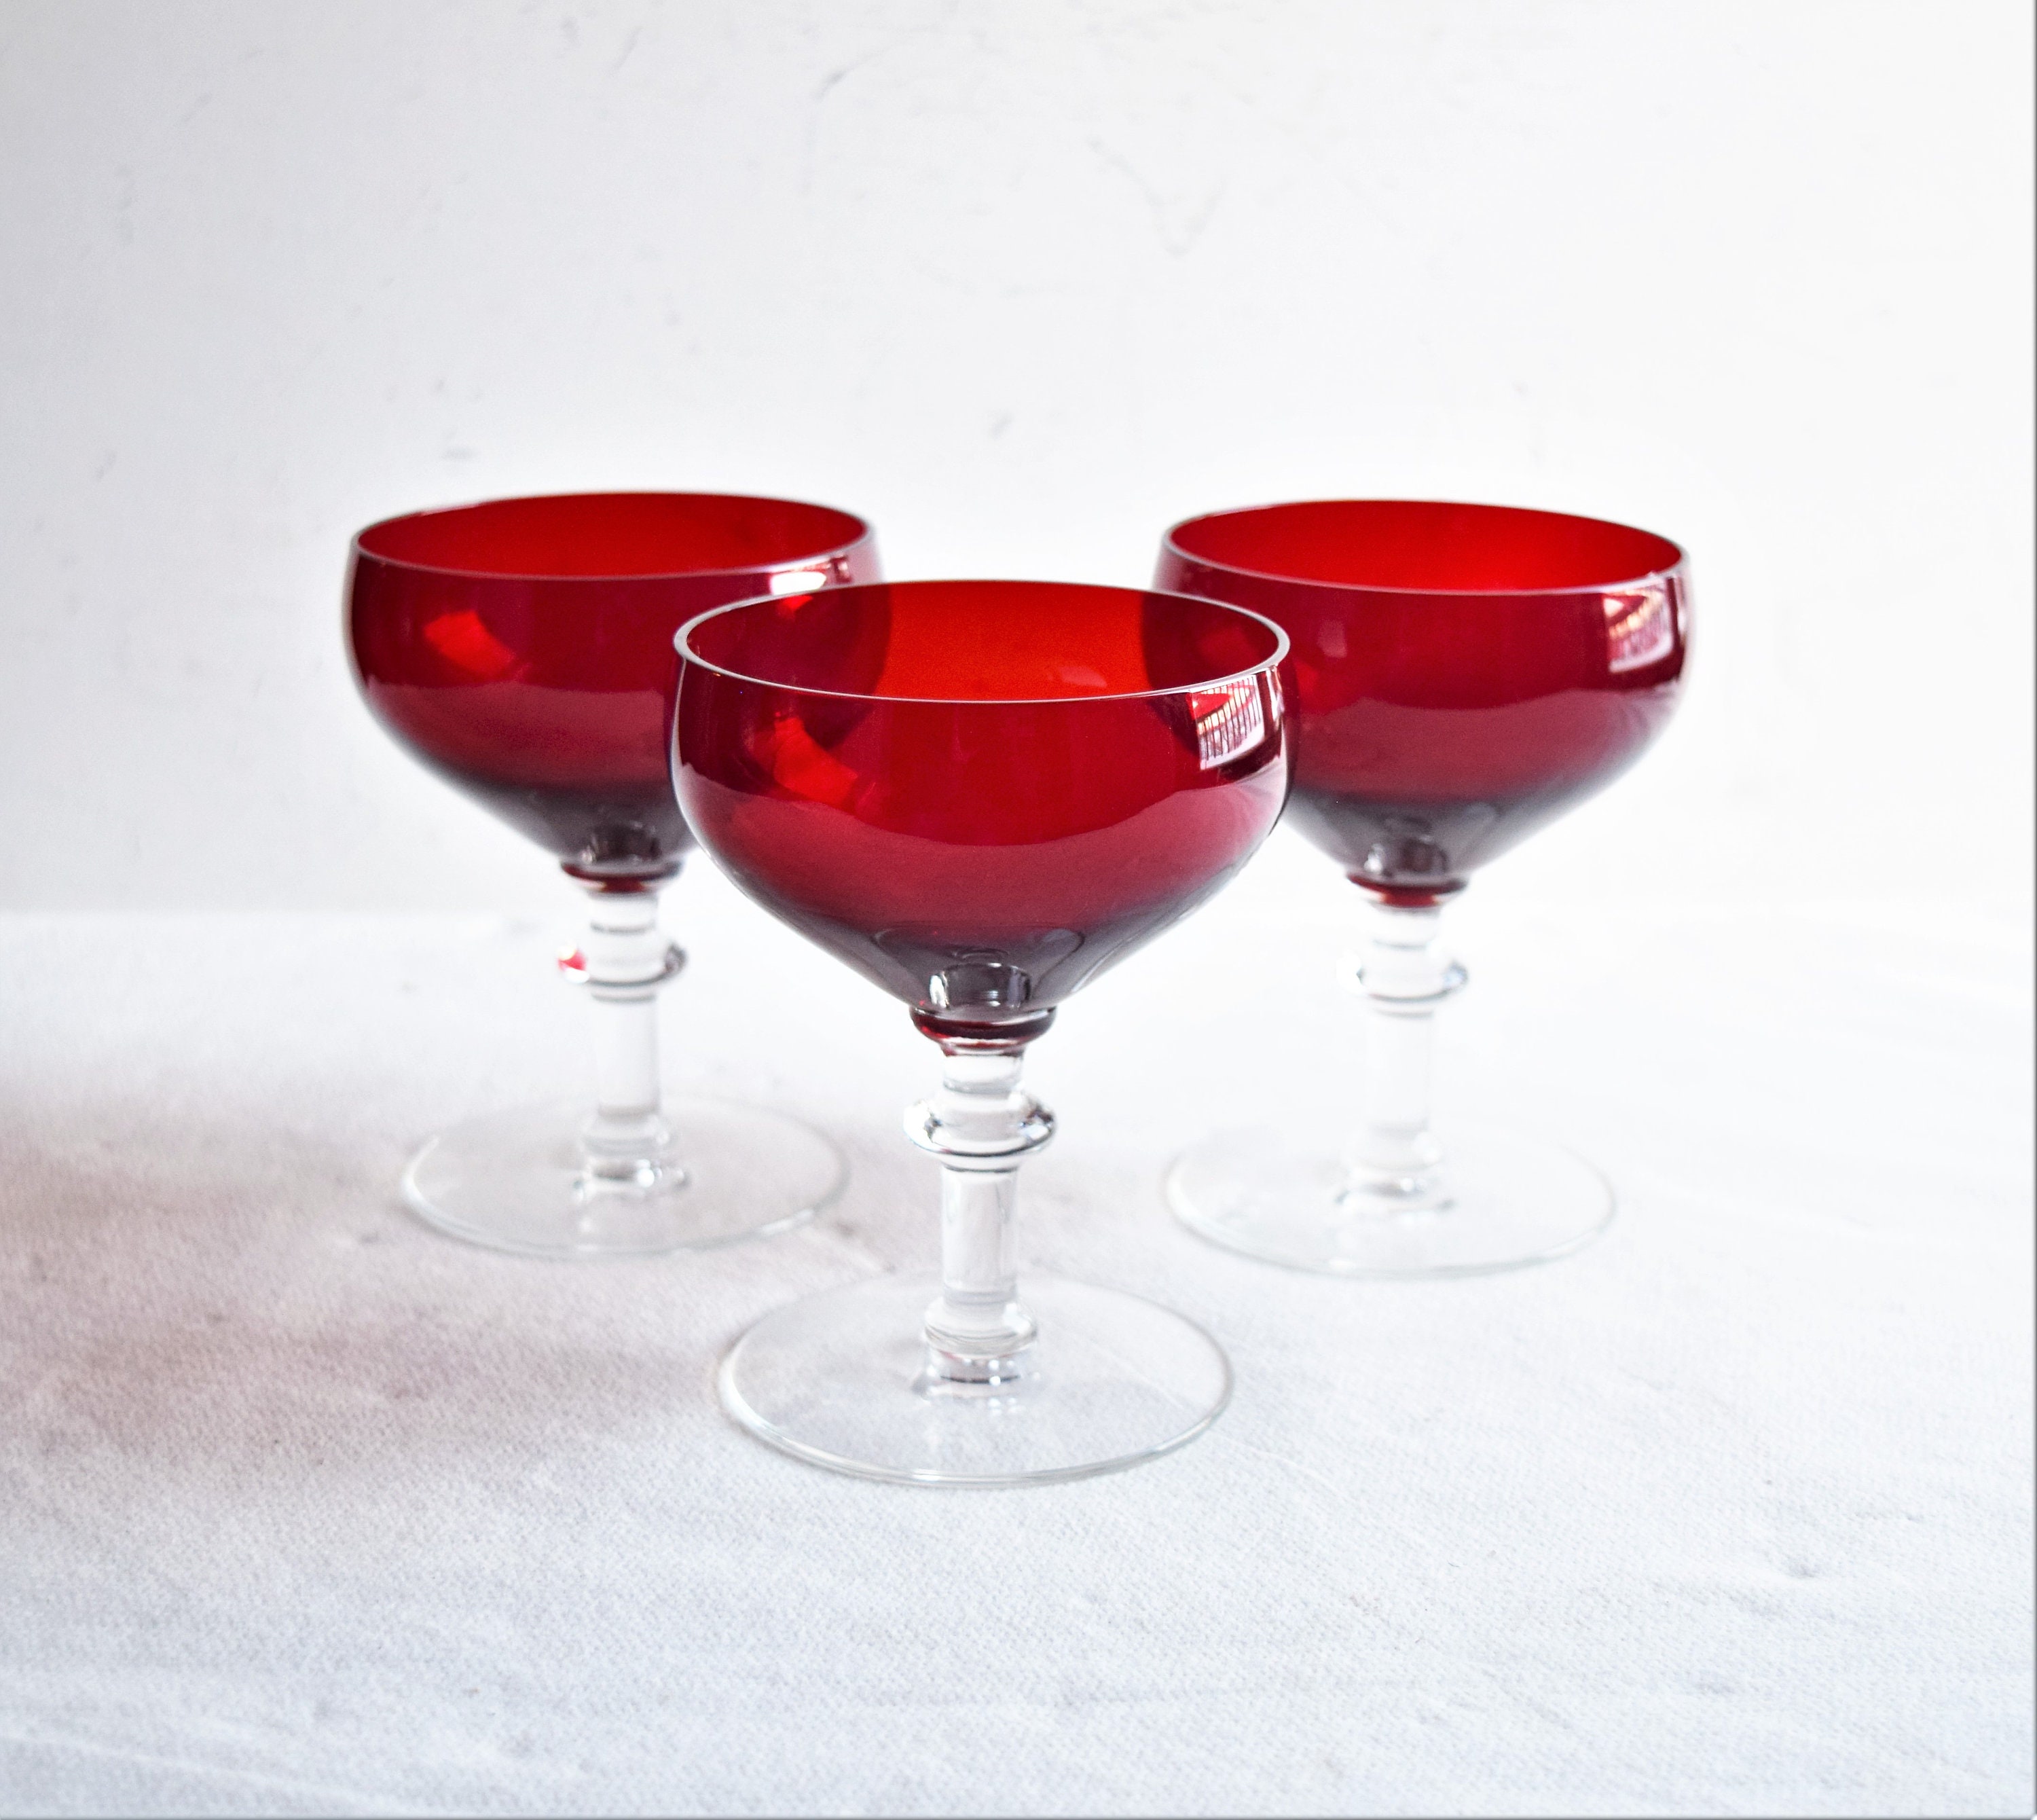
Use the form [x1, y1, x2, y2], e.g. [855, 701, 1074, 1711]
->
[673, 581, 1291, 1038]
[348, 492, 879, 881]
[1155, 500, 1687, 903]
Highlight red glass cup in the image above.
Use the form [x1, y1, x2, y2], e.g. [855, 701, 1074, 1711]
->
[1155, 500, 1689, 1275]
[348, 491, 880, 1257]
[673, 580, 1291, 1485]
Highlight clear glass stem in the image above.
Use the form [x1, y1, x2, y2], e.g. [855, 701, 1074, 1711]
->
[1340, 898, 1467, 1212]
[565, 880, 685, 1192]
[904, 1044, 1054, 1386]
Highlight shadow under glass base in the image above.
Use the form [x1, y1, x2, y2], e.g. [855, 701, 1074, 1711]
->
[1167, 1120, 1613, 1278]
[718, 1271, 1231, 1487]
[401, 1095, 845, 1260]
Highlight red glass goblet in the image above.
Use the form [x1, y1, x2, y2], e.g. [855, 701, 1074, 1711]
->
[348, 491, 880, 1257]
[673, 580, 1290, 1484]
[1155, 500, 1689, 1275]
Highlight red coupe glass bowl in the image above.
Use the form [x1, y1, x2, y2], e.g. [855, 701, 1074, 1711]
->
[351, 491, 877, 882]
[1155, 500, 1689, 1277]
[346, 491, 879, 1259]
[674, 580, 1291, 1485]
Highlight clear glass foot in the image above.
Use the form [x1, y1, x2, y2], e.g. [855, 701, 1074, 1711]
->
[401, 1094, 844, 1259]
[718, 1271, 1232, 1486]
[1167, 1119, 1613, 1277]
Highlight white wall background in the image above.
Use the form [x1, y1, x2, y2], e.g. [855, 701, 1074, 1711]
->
[1, 0, 2030, 917]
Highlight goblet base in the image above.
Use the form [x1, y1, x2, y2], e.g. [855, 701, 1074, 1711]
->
[1167, 1121, 1613, 1277]
[719, 1271, 1230, 1487]
[401, 1095, 843, 1260]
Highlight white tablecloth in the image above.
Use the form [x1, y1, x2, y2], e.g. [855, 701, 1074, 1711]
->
[1, 848, 2030, 1817]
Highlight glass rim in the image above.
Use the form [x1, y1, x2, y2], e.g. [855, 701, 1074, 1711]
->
[674, 578, 1291, 707]
[1161, 498, 1688, 598]
[349, 489, 877, 583]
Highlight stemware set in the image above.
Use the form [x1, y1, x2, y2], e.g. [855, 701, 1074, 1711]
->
[347, 489, 1689, 1487]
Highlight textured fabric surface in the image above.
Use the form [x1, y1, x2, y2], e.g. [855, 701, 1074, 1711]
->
[1, 855, 2030, 1817]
